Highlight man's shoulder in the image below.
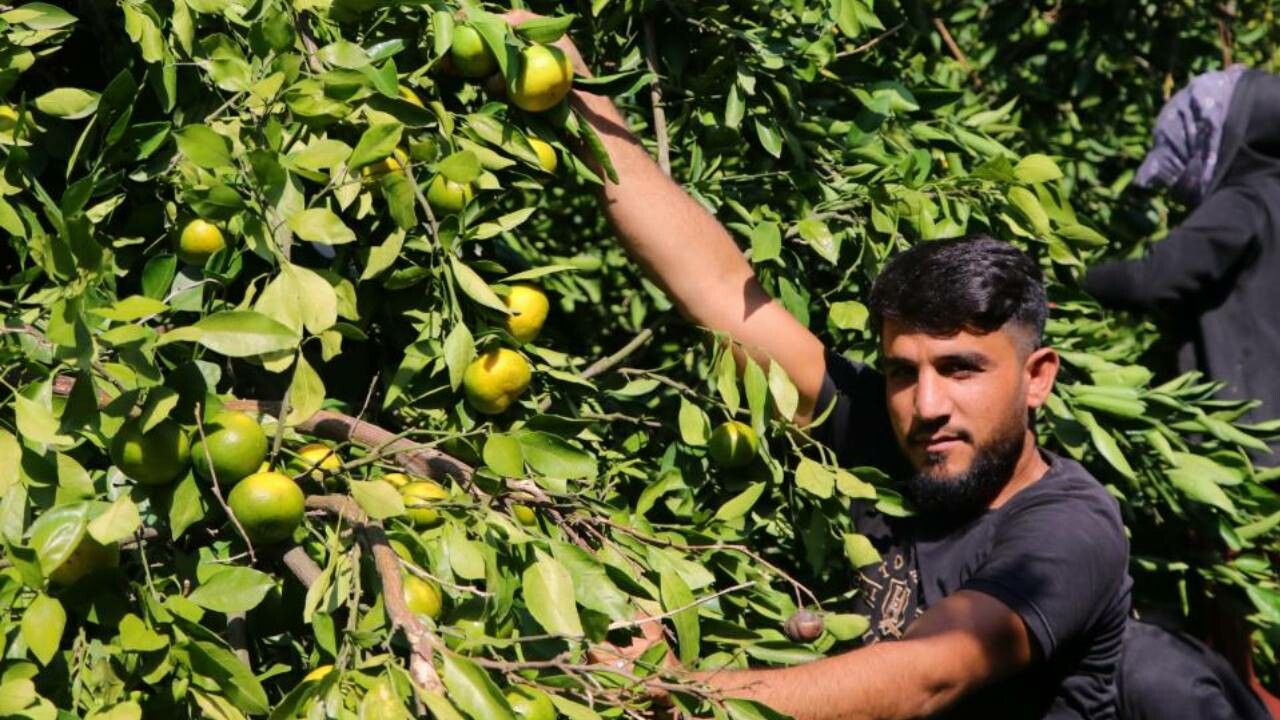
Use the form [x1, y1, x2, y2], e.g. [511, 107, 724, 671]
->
[1002, 452, 1128, 555]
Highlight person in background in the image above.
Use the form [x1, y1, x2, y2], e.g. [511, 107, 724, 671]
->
[1082, 66, 1280, 718]
[1082, 66, 1280, 464]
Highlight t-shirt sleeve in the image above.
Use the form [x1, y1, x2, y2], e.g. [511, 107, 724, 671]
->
[808, 349, 903, 473]
[961, 487, 1129, 659]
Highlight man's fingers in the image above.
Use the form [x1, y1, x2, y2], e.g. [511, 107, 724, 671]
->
[499, 9, 540, 26]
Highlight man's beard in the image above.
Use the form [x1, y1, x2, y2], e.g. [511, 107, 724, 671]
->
[905, 424, 1026, 520]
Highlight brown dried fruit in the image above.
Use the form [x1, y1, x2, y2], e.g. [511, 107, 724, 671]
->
[783, 609, 824, 642]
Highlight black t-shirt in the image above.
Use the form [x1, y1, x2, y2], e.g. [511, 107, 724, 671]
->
[813, 351, 1133, 720]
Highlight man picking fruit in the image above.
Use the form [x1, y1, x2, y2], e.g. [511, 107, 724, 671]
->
[503, 11, 1130, 719]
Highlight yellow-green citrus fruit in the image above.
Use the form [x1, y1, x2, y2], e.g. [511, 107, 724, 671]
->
[511, 44, 573, 112]
[506, 686, 556, 720]
[303, 665, 333, 683]
[227, 471, 306, 544]
[528, 137, 557, 173]
[192, 411, 269, 486]
[48, 535, 120, 586]
[707, 421, 760, 468]
[383, 472, 414, 488]
[403, 574, 443, 619]
[111, 419, 191, 486]
[398, 84, 424, 107]
[361, 148, 409, 186]
[426, 175, 474, 214]
[401, 480, 449, 527]
[503, 284, 550, 344]
[178, 219, 226, 266]
[450, 25, 497, 78]
[462, 348, 532, 415]
[292, 443, 342, 482]
[512, 504, 537, 526]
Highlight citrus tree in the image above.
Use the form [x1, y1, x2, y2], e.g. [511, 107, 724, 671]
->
[3, 0, 1280, 718]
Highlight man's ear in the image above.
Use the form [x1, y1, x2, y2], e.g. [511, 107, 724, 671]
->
[1024, 347, 1059, 410]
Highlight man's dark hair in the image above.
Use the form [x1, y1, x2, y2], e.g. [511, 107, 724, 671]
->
[867, 235, 1047, 350]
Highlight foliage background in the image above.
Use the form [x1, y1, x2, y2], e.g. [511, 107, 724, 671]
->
[3, 0, 1280, 717]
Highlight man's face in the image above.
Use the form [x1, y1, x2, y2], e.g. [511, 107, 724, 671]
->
[880, 320, 1057, 515]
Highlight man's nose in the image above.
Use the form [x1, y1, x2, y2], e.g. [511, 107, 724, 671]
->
[913, 370, 953, 421]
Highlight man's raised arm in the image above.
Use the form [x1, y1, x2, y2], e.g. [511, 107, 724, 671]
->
[508, 13, 829, 423]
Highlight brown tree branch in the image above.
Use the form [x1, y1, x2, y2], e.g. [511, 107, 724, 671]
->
[306, 494, 444, 692]
[932, 17, 982, 88]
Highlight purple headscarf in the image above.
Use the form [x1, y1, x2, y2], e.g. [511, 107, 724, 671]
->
[1135, 64, 1247, 204]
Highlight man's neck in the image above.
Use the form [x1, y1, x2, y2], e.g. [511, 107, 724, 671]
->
[989, 431, 1048, 508]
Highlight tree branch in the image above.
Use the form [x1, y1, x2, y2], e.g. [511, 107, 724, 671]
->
[642, 18, 671, 177]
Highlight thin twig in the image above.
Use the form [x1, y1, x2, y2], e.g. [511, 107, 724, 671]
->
[607, 581, 755, 630]
[932, 17, 982, 88]
[194, 404, 257, 565]
[642, 17, 671, 176]
[834, 21, 905, 59]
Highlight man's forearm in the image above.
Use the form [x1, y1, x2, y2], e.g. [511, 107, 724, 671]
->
[566, 89, 828, 420]
[568, 90, 758, 330]
[691, 639, 961, 720]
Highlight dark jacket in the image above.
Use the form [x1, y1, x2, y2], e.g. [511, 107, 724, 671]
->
[1083, 69, 1280, 461]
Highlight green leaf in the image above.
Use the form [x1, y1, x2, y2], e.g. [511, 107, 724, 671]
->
[15, 392, 71, 447]
[438, 150, 481, 184]
[446, 526, 486, 580]
[34, 88, 99, 119]
[21, 594, 66, 665]
[1057, 223, 1108, 248]
[678, 398, 710, 446]
[174, 124, 232, 169]
[444, 321, 475, 392]
[422, 692, 467, 720]
[1167, 453, 1237, 514]
[660, 568, 699, 664]
[550, 541, 631, 621]
[843, 533, 881, 567]
[717, 349, 740, 415]
[449, 256, 508, 313]
[286, 353, 325, 426]
[158, 311, 298, 357]
[187, 640, 270, 715]
[795, 458, 834, 499]
[87, 496, 141, 545]
[0, 679, 37, 715]
[30, 503, 90, 577]
[170, 473, 208, 540]
[514, 15, 575, 43]
[523, 556, 584, 636]
[349, 480, 406, 520]
[188, 565, 275, 613]
[754, 119, 784, 158]
[750, 222, 781, 263]
[482, 434, 524, 477]
[91, 295, 168, 322]
[549, 695, 604, 720]
[361, 229, 405, 281]
[834, 469, 877, 499]
[3, 3, 78, 29]
[441, 655, 514, 719]
[714, 482, 766, 521]
[1008, 186, 1051, 235]
[348, 123, 403, 171]
[828, 301, 868, 331]
[287, 208, 356, 245]
[1013, 154, 1063, 183]
[0, 430, 18, 494]
[283, 263, 339, 335]
[768, 361, 799, 421]
[359, 676, 408, 720]
[118, 613, 168, 652]
[824, 613, 870, 641]
[516, 431, 597, 480]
